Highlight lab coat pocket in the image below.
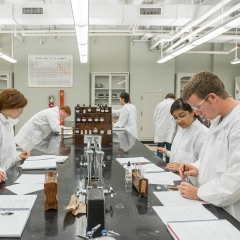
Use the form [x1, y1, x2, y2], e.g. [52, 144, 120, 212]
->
[212, 131, 228, 173]
[175, 148, 196, 164]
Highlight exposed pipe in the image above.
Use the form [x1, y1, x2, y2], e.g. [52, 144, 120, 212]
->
[149, 0, 232, 50]
[165, 2, 240, 54]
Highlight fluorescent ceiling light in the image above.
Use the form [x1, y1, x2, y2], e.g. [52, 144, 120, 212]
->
[0, 77, 7, 80]
[158, 14, 240, 64]
[80, 55, 88, 63]
[230, 58, 240, 64]
[78, 44, 88, 55]
[75, 25, 88, 45]
[71, 0, 88, 26]
[0, 49, 17, 63]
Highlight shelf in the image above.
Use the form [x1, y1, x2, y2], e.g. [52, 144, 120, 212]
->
[112, 88, 125, 90]
[95, 88, 109, 90]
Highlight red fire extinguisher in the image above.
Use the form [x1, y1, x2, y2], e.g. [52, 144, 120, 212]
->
[49, 95, 54, 108]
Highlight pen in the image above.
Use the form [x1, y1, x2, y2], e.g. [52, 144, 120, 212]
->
[0, 212, 14, 216]
[168, 186, 178, 190]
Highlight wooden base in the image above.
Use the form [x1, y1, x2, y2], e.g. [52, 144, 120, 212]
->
[44, 172, 58, 210]
[132, 170, 148, 198]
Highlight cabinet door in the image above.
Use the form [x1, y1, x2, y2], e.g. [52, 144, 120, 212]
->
[0, 71, 12, 93]
[175, 73, 194, 98]
[235, 76, 240, 101]
[111, 73, 129, 108]
[91, 73, 111, 106]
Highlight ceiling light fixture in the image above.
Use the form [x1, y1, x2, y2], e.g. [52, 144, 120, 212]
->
[70, 0, 89, 64]
[158, 14, 240, 63]
[230, 27, 240, 64]
[0, 48, 17, 63]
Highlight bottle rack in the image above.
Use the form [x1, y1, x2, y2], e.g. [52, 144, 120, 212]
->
[74, 105, 113, 146]
[132, 170, 148, 198]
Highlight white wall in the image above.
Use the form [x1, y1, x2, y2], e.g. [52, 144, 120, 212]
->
[1, 34, 240, 138]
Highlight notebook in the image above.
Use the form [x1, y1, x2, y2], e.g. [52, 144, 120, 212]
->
[167, 219, 240, 240]
[0, 195, 37, 237]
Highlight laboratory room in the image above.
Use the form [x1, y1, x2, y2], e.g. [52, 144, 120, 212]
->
[1, 0, 240, 239]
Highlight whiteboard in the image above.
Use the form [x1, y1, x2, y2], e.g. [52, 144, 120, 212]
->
[28, 55, 73, 87]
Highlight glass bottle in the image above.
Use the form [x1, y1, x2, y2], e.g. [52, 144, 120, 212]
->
[104, 104, 109, 113]
[94, 115, 99, 123]
[100, 104, 105, 113]
[93, 126, 98, 134]
[75, 127, 80, 134]
[76, 115, 81, 123]
[100, 128, 104, 134]
[88, 104, 92, 113]
[125, 161, 132, 181]
[82, 104, 86, 114]
[100, 116, 104, 123]
[76, 104, 80, 113]
[96, 104, 100, 113]
[82, 115, 87, 124]
[88, 115, 92, 124]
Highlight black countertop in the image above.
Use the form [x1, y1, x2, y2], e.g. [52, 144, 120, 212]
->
[1, 132, 240, 239]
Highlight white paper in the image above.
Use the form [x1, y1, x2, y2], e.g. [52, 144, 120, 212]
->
[123, 163, 164, 173]
[153, 205, 218, 225]
[0, 195, 37, 210]
[116, 157, 150, 165]
[167, 220, 240, 240]
[0, 211, 30, 237]
[55, 156, 69, 163]
[25, 155, 55, 161]
[154, 191, 207, 206]
[6, 184, 44, 195]
[14, 174, 45, 184]
[144, 172, 181, 185]
[21, 159, 56, 170]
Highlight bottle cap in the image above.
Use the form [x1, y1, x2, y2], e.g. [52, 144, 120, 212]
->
[127, 161, 131, 166]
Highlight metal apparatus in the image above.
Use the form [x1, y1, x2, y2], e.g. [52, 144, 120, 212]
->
[76, 135, 114, 235]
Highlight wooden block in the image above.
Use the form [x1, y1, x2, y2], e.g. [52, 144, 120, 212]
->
[44, 172, 58, 210]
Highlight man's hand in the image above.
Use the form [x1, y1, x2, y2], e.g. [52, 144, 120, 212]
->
[177, 182, 200, 200]
[179, 163, 198, 180]
[156, 147, 167, 155]
[0, 171, 6, 183]
[19, 150, 30, 160]
[166, 162, 180, 172]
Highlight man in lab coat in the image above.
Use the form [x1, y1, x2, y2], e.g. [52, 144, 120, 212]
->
[178, 71, 240, 222]
[153, 93, 176, 163]
[15, 105, 71, 150]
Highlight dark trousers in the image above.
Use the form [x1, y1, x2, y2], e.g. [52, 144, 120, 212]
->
[157, 142, 172, 163]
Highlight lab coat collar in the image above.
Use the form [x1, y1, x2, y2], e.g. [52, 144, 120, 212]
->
[0, 113, 8, 123]
[210, 103, 240, 132]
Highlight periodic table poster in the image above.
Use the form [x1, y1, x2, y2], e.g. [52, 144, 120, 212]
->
[28, 55, 73, 87]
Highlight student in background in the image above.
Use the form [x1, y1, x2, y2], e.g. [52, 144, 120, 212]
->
[15, 105, 71, 150]
[0, 88, 29, 182]
[112, 92, 138, 139]
[153, 93, 176, 163]
[178, 71, 240, 222]
[157, 98, 208, 171]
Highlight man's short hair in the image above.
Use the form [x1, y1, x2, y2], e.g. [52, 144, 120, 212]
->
[165, 93, 176, 99]
[182, 71, 229, 101]
[60, 105, 71, 116]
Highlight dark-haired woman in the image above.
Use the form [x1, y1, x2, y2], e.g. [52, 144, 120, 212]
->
[112, 92, 138, 139]
[0, 88, 29, 182]
[157, 98, 208, 172]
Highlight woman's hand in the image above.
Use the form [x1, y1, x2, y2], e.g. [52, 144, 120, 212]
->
[166, 162, 180, 172]
[177, 182, 200, 200]
[156, 147, 167, 155]
[0, 171, 6, 183]
[179, 163, 199, 181]
[19, 150, 30, 160]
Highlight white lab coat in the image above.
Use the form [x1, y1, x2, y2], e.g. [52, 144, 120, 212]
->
[0, 113, 20, 172]
[192, 103, 240, 222]
[112, 103, 138, 139]
[15, 107, 61, 150]
[168, 119, 208, 163]
[113, 131, 136, 152]
[153, 98, 176, 143]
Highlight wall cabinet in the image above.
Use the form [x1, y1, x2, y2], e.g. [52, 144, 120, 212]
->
[175, 73, 194, 98]
[91, 72, 129, 108]
[235, 76, 240, 101]
[0, 71, 13, 93]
